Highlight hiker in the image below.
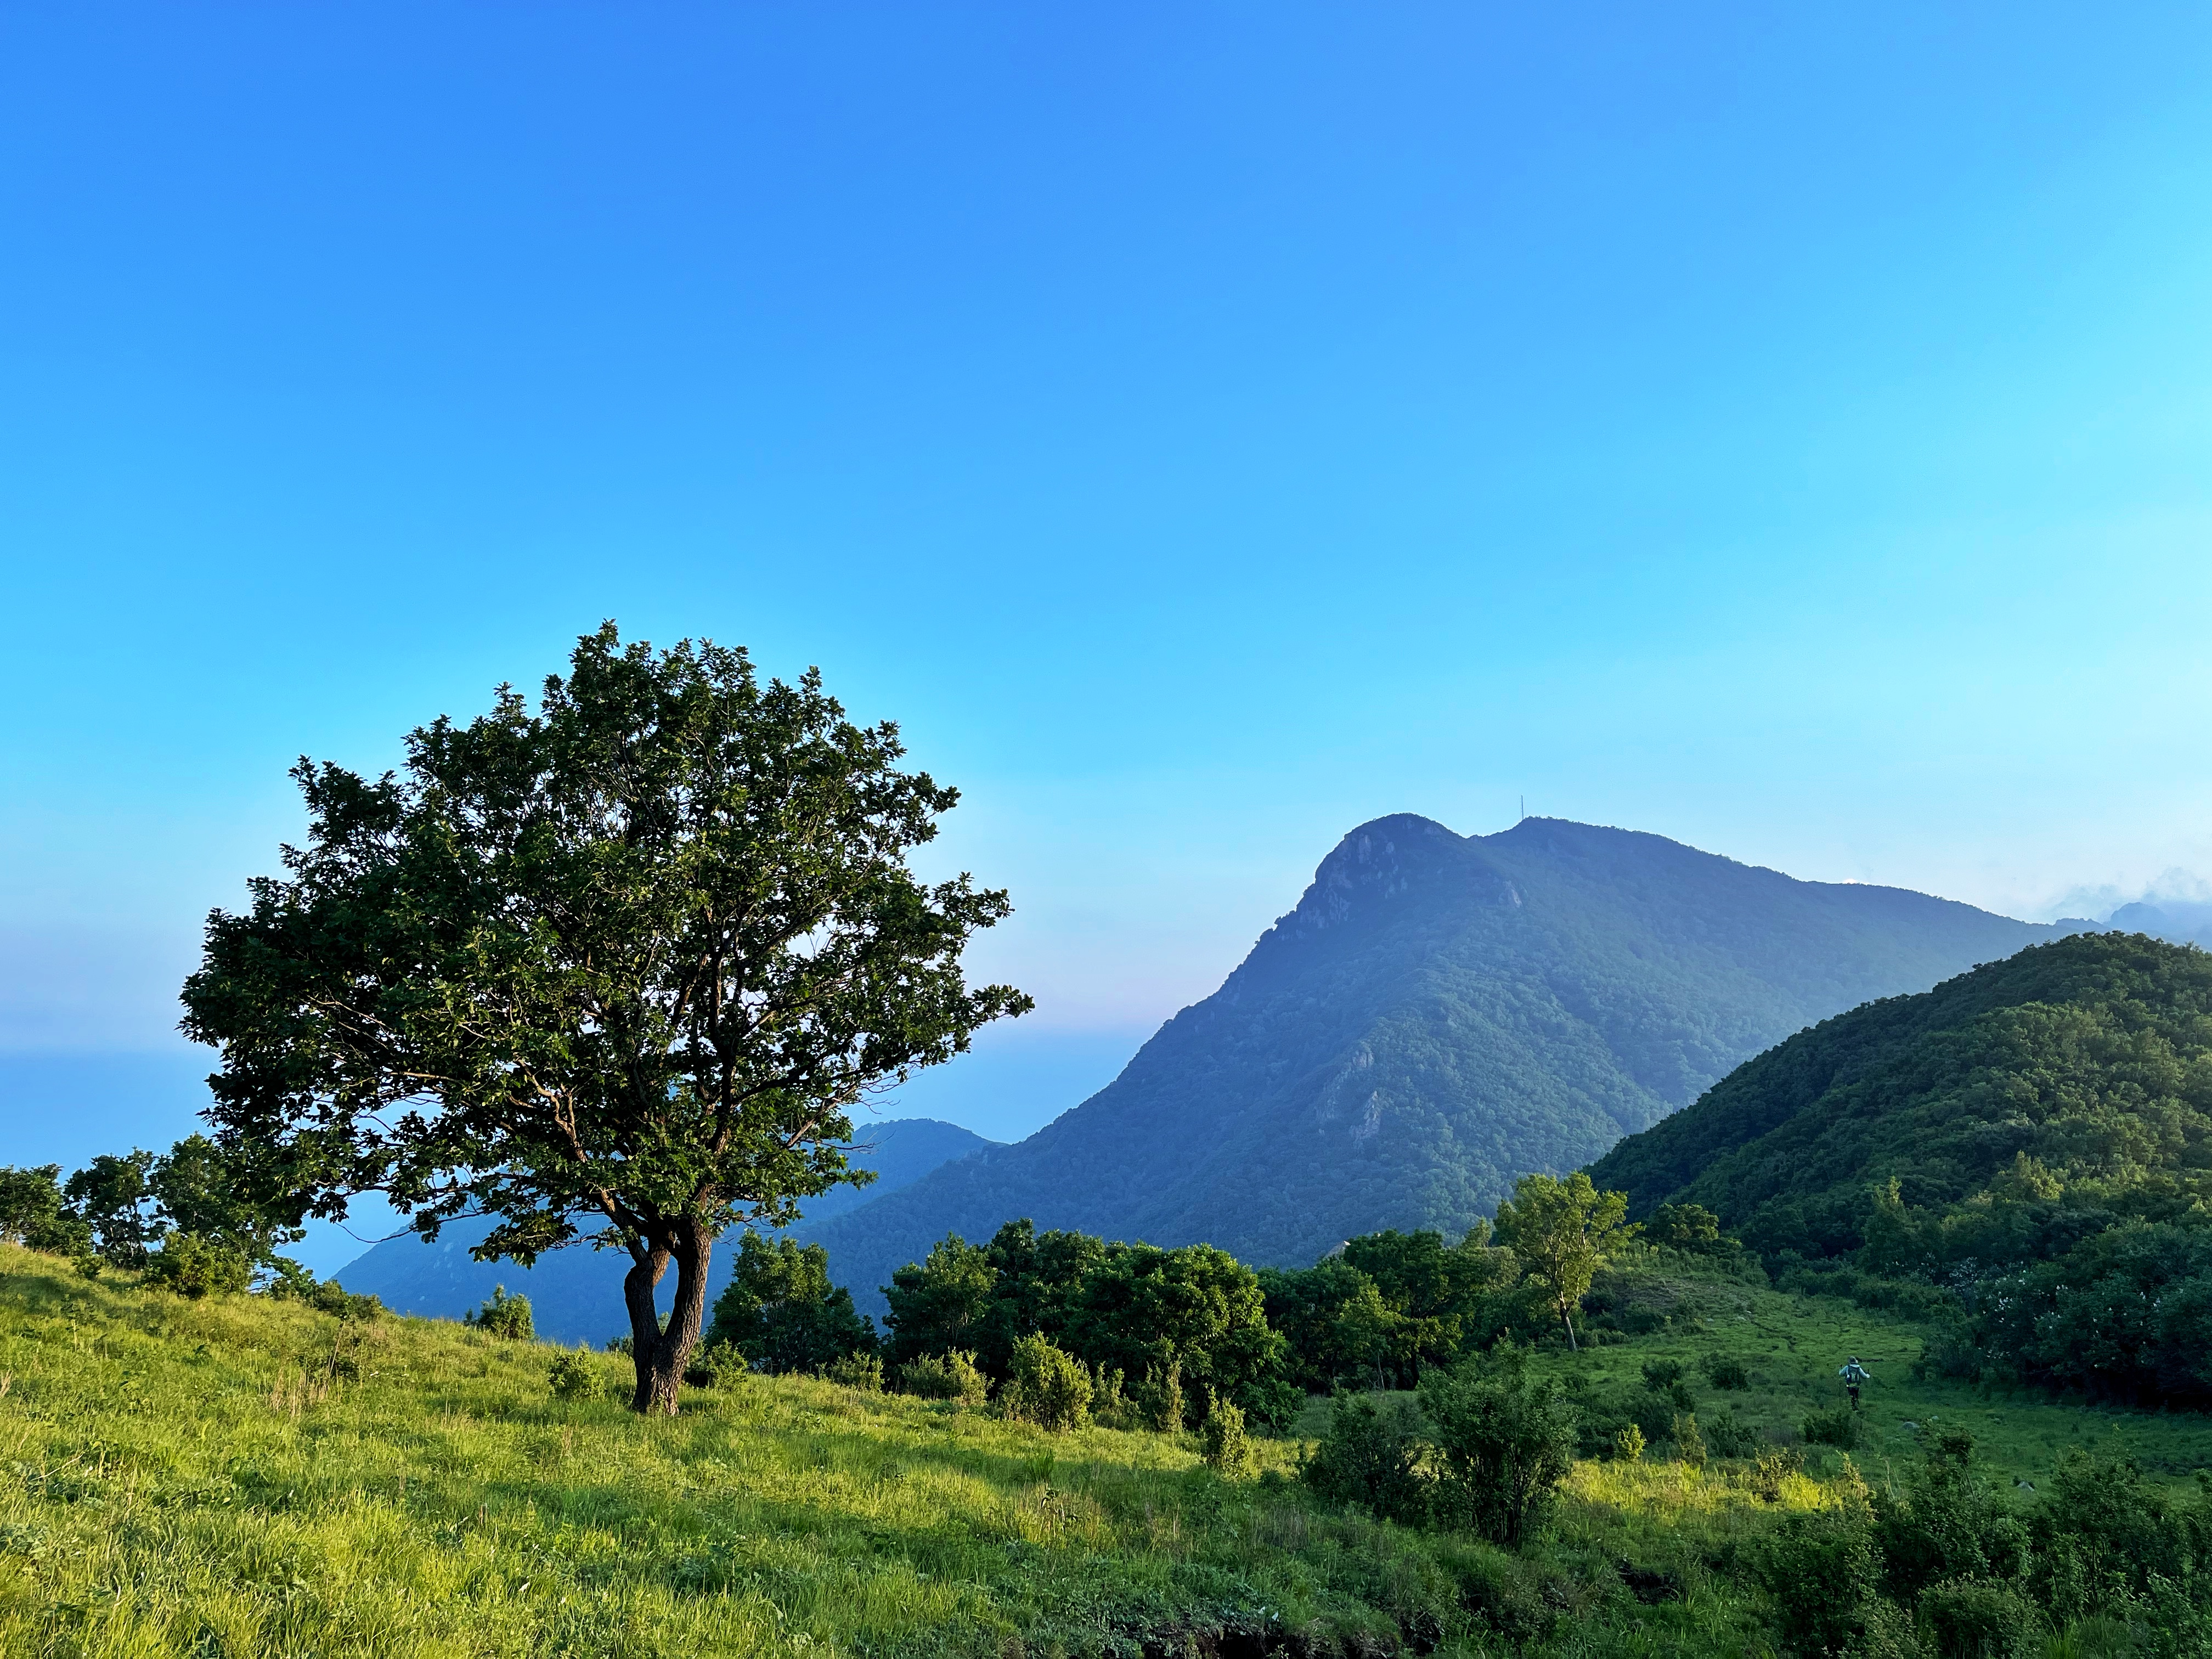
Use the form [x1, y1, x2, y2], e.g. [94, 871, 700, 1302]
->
[1838, 1356, 1872, 1411]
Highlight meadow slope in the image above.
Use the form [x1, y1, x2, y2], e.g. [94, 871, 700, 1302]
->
[1, 1246, 2203, 1658]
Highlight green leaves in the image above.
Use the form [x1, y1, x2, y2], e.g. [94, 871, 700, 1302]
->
[1491, 1172, 1634, 1350]
[182, 624, 1029, 1408]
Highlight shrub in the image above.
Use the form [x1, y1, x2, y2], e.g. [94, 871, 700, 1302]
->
[264, 1262, 383, 1320]
[999, 1334, 1091, 1431]
[1671, 1412, 1707, 1469]
[824, 1352, 884, 1392]
[1702, 1353, 1750, 1390]
[1916, 1578, 2041, 1659]
[604, 1334, 634, 1356]
[1089, 1364, 1139, 1430]
[684, 1339, 749, 1389]
[1804, 1406, 1860, 1448]
[144, 1233, 251, 1300]
[1614, 1423, 1645, 1462]
[1131, 1361, 1184, 1432]
[1640, 1358, 1686, 1393]
[465, 1284, 534, 1341]
[1758, 1510, 1881, 1658]
[1421, 1346, 1575, 1547]
[1301, 1392, 1429, 1526]
[1199, 1393, 1257, 1479]
[1236, 1375, 1304, 1435]
[1752, 1445, 1805, 1503]
[1704, 1408, 1762, 1459]
[549, 1347, 601, 1401]
[898, 1350, 989, 1405]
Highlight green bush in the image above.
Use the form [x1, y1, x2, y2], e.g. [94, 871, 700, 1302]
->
[1613, 1423, 1645, 1462]
[1751, 1444, 1805, 1503]
[1671, 1411, 1707, 1469]
[898, 1350, 989, 1404]
[1703, 1409, 1762, 1459]
[1131, 1361, 1184, 1432]
[143, 1233, 251, 1300]
[1916, 1578, 2041, 1659]
[464, 1284, 534, 1340]
[1088, 1364, 1139, 1430]
[998, 1334, 1090, 1431]
[1758, 1510, 1881, 1658]
[684, 1339, 749, 1389]
[1702, 1353, 1750, 1390]
[823, 1352, 884, 1392]
[1804, 1406, 1860, 1448]
[1422, 1346, 1574, 1546]
[548, 1347, 601, 1401]
[1301, 1392, 1429, 1526]
[1199, 1394, 1257, 1480]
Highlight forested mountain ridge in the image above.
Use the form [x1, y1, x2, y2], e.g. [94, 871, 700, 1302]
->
[1585, 930, 2212, 1402]
[808, 815, 2073, 1312]
[1587, 929, 2212, 1245]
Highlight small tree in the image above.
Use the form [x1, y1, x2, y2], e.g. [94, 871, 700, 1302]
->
[64, 1152, 164, 1268]
[0, 1165, 89, 1257]
[1490, 1172, 1633, 1351]
[466, 1284, 535, 1340]
[1000, 1333, 1091, 1431]
[1420, 1345, 1575, 1547]
[182, 626, 1028, 1414]
[1301, 1392, 1429, 1526]
[882, 1233, 997, 1365]
[704, 1233, 874, 1374]
[1199, 1392, 1258, 1479]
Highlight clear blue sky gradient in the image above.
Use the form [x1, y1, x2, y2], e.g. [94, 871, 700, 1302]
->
[7, 6, 2212, 1268]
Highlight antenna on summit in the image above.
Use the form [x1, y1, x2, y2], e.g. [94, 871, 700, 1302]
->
[1519, 794, 1525, 823]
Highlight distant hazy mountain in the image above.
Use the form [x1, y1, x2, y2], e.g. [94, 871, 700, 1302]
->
[808, 815, 2076, 1314]
[2105, 899, 2212, 951]
[334, 1118, 997, 1343]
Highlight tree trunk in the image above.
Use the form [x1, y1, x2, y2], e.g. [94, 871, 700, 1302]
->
[628, 1222, 714, 1415]
[1558, 1296, 1578, 1353]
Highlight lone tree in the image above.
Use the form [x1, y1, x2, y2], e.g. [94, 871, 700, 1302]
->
[1491, 1171, 1633, 1351]
[182, 625, 1029, 1413]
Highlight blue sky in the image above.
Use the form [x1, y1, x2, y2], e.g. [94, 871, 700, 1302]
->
[7, 5, 2212, 1267]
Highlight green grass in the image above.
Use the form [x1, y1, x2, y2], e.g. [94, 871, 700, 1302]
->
[1550, 1269, 2212, 1491]
[1, 1246, 2205, 1658]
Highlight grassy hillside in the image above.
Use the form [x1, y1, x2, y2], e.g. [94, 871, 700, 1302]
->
[812, 816, 2068, 1317]
[7, 1244, 2207, 1658]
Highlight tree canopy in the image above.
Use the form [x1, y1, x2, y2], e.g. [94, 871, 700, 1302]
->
[181, 625, 1028, 1412]
[1491, 1172, 1633, 1351]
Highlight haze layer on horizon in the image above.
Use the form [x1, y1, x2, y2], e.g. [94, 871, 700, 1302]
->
[8, 4, 2212, 1211]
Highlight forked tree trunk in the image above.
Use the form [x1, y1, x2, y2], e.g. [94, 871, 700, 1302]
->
[625, 1222, 715, 1415]
[1558, 1296, 1578, 1353]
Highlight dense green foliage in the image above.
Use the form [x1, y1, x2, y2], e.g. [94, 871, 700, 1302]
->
[1590, 931, 2212, 1406]
[704, 1233, 877, 1375]
[180, 626, 1026, 1413]
[809, 816, 2064, 1314]
[883, 1219, 1284, 1427]
[1492, 1173, 1634, 1351]
[1, 1127, 309, 1295]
